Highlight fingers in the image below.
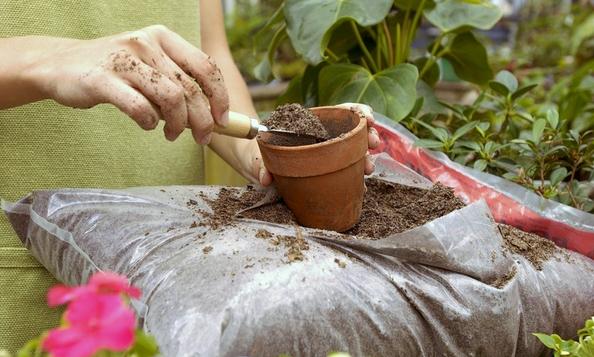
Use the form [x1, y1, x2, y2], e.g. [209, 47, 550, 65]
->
[95, 78, 161, 131]
[148, 25, 230, 127]
[109, 51, 188, 141]
[368, 126, 380, 149]
[250, 155, 273, 186]
[364, 155, 376, 175]
[143, 48, 215, 144]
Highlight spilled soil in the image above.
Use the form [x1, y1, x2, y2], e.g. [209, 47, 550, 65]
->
[196, 178, 567, 270]
[260, 103, 330, 146]
[498, 224, 558, 270]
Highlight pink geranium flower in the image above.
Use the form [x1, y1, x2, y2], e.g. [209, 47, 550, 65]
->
[48, 271, 141, 307]
[43, 291, 136, 357]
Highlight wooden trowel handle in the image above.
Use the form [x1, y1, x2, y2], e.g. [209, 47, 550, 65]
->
[213, 111, 261, 139]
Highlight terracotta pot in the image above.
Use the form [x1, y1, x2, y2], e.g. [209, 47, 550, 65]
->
[257, 106, 368, 232]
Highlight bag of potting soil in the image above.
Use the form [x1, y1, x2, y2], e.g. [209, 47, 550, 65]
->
[371, 113, 594, 259]
[3, 154, 594, 356]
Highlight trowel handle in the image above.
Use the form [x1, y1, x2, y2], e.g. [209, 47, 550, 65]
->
[213, 111, 261, 139]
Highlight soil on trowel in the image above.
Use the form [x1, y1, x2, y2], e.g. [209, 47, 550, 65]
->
[261, 103, 331, 146]
[498, 224, 558, 270]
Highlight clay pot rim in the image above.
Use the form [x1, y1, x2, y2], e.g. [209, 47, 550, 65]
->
[257, 106, 366, 151]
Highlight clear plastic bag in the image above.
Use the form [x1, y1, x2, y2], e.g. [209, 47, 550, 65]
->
[372, 114, 594, 259]
[3, 155, 594, 357]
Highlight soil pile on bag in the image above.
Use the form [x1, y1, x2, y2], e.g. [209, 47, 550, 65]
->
[498, 224, 558, 270]
[198, 178, 465, 238]
[196, 178, 568, 270]
[262, 103, 331, 144]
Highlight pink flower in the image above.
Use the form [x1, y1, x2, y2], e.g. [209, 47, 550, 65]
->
[48, 271, 141, 307]
[43, 291, 136, 357]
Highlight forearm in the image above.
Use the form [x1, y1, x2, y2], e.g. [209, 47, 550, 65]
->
[0, 36, 67, 109]
[208, 54, 260, 182]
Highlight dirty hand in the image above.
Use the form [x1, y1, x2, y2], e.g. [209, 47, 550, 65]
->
[27, 25, 229, 144]
[248, 103, 381, 186]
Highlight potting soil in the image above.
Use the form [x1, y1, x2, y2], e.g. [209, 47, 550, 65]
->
[4, 155, 594, 356]
[262, 103, 331, 141]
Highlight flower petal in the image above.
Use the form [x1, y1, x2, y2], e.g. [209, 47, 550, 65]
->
[43, 327, 100, 357]
[47, 285, 83, 307]
[89, 271, 141, 298]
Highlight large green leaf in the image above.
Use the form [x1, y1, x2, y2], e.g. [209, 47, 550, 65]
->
[572, 13, 594, 54]
[443, 32, 493, 85]
[319, 63, 418, 120]
[284, 0, 392, 65]
[393, 0, 434, 10]
[425, 0, 502, 32]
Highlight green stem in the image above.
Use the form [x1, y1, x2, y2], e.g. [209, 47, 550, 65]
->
[382, 20, 394, 66]
[325, 48, 340, 63]
[376, 24, 382, 69]
[408, 0, 428, 49]
[419, 33, 447, 78]
[395, 23, 402, 64]
[351, 21, 378, 72]
[361, 57, 371, 71]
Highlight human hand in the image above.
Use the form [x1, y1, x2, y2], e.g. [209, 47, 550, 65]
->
[248, 103, 381, 186]
[28, 25, 229, 144]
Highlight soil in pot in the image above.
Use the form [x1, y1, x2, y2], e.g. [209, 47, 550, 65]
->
[262, 103, 331, 146]
[192, 178, 571, 271]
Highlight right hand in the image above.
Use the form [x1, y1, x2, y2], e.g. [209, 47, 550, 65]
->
[29, 25, 229, 144]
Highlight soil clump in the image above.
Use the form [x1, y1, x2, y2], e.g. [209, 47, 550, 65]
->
[261, 103, 331, 146]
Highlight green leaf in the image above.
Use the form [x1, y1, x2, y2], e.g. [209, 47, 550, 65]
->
[415, 139, 444, 149]
[318, 63, 419, 121]
[547, 109, 560, 129]
[277, 74, 304, 105]
[425, 0, 502, 32]
[474, 159, 488, 172]
[453, 121, 478, 141]
[253, 25, 288, 81]
[476, 122, 490, 135]
[511, 84, 538, 100]
[443, 32, 493, 85]
[417, 80, 446, 115]
[414, 57, 441, 87]
[494, 70, 518, 93]
[572, 13, 594, 54]
[459, 140, 481, 151]
[393, 0, 433, 10]
[489, 81, 510, 96]
[284, 0, 393, 64]
[532, 119, 547, 143]
[550, 167, 568, 187]
[533, 333, 557, 349]
[127, 330, 159, 357]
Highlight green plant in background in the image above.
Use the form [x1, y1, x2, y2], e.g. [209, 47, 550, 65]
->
[534, 316, 594, 357]
[405, 69, 594, 213]
[255, 0, 502, 120]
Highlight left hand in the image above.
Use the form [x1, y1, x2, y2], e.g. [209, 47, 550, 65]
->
[247, 103, 381, 186]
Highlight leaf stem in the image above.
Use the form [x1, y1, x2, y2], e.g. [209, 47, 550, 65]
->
[325, 48, 340, 63]
[351, 21, 378, 72]
[420, 32, 447, 79]
[408, 0, 428, 49]
[382, 20, 394, 66]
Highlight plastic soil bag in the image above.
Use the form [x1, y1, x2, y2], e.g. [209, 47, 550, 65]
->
[3, 155, 594, 357]
[371, 114, 594, 259]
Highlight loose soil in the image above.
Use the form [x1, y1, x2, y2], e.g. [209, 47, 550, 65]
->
[261, 103, 331, 146]
[196, 178, 567, 269]
[498, 224, 557, 270]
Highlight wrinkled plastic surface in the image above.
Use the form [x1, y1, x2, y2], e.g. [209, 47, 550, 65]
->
[372, 114, 594, 259]
[3, 155, 594, 357]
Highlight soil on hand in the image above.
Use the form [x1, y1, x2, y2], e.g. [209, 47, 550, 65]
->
[261, 103, 331, 145]
[498, 224, 558, 270]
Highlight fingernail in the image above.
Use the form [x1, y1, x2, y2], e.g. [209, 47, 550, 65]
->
[220, 110, 229, 127]
[200, 133, 212, 145]
[259, 167, 266, 183]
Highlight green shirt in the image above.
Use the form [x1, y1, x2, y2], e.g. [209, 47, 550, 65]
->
[0, 0, 202, 351]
